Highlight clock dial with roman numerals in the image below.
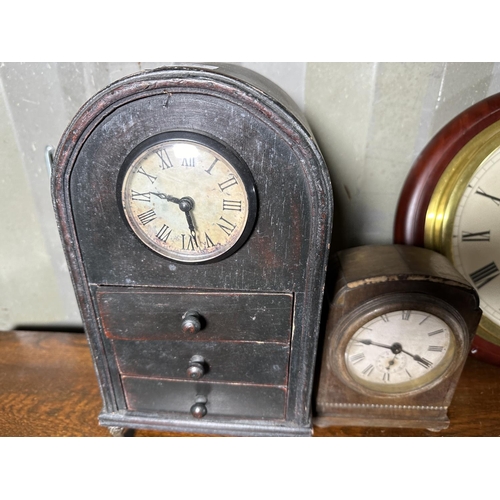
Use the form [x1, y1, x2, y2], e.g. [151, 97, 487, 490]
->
[120, 132, 257, 263]
[344, 310, 455, 394]
[451, 146, 500, 325]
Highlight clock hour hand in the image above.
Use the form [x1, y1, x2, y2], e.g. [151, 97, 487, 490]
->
[150, 191, 181, 204]
[359, 339, 393, 350]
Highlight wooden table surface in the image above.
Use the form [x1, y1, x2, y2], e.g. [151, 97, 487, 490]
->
[1, 330, 499, 437]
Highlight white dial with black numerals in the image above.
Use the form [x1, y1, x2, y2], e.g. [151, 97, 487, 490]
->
[121, 134, 256, 263]
[452, 146, 500, 324]
[345, 310, 456, 394]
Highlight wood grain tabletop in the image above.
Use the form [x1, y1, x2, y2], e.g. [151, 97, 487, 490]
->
[1, 330, 499, 437]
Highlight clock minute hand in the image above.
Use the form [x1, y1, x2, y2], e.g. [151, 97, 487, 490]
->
[401, 348, 433, 368]
[179, 197, 199, 248]
[476, 188, 500, 206]
[185, 211, 198, 245]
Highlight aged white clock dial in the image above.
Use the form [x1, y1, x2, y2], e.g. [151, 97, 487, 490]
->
[451, 146, 500, 325]
[345, 310, 456, 394]
[120, 132, 257, 263]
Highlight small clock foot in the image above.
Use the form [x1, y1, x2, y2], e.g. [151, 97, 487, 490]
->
[108, 426, 127, 437]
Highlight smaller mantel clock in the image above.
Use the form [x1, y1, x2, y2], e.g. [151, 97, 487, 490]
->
[314, 245, 481, 431]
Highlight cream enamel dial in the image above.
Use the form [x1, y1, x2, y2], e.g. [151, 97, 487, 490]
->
[451, 146, 500, 327]
[120, 133, 257, 263]
[344, 310, 456, 394]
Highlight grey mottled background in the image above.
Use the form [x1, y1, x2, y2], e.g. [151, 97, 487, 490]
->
[1, 62, 499, 330]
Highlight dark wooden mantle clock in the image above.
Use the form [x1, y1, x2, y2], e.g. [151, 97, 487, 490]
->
[51, 64, 334, 436]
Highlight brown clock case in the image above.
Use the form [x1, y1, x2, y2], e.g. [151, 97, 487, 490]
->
[314, 245, 481, 430]
[51, 64, 333, 436]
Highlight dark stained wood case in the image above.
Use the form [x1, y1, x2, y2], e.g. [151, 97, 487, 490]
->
[314, 245, 481, 430]
[51, 64, 333, 436]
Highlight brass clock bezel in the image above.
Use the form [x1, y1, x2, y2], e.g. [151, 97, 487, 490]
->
[424, 121, 500, 347]
[329, 293, 467, 398]
[117, 130, 258, 264]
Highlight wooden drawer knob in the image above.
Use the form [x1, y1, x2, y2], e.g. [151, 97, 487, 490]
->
[181, 310, 202, 334]
[186, 355, 206, 380]
[190, 395, 208, 418]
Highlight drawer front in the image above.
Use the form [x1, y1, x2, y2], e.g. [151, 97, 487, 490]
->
[122, 376, 286, 420]
[95, 287, 293, 343]
[112, 340, 289, 386]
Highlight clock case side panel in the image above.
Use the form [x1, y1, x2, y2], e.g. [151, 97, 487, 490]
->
[314, 245, 481, 429]
[51, 65, 334, 435]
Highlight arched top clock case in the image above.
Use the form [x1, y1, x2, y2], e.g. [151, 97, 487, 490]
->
[315, 245, 481, 430]
[51, 64, 334, 436]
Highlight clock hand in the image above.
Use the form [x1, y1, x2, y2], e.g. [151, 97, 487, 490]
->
[476, 188, 500, 206]
[359, 339, 393, 350]
[185, 211, 199, 247]
[150, 191, 181, 204]
[179, 197, 199, 248]
[401, 349, 433, 368]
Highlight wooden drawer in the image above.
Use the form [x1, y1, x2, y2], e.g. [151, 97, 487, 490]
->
[95, 287, 293, 343]
[122, 376, 287, 420]
[112, 340, 290, 386]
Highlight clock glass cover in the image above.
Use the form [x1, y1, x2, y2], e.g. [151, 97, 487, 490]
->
[120, 132, 257, 263]
[344, 310, 456, 394]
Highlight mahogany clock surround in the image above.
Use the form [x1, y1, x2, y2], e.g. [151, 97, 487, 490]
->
[394, 92, 500, 365]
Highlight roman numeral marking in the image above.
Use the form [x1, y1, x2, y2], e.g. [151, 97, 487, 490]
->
[461, 230, 491, 242]
[137, 209, 156, 225]
[476, 187, 500, 206]
[218, 175, 238, 192]
[406, 369, 412, 379]
[428, 346, 444, 352]
[156, 149, 173, 169]
[156, 224, 172, 242]
[181, 157, 195, 167]
[223, 199, 242, 211]
[131, 190, 151, 202]
[350, 353, 365, 365]
[217, 216, 236, 236]
[205, 158, 219, 175]
[181, 234, 196, 251]
[470, 262, 500, 289]
[402, 310, 411, 321]
[428, 329, 444, 336]
[137, 166, 157, 184]
[419, 315, 430, 325]
[383, 372, 390, 382]
[360, 326, 372, 331]
[204, 232, 215, 248]
[381, 314, 389, 323]
[362, 364, 374, 376]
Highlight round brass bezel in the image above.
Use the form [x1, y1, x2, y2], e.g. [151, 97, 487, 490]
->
[329, 294, 467, 397]
[424, 120, 500, 346]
